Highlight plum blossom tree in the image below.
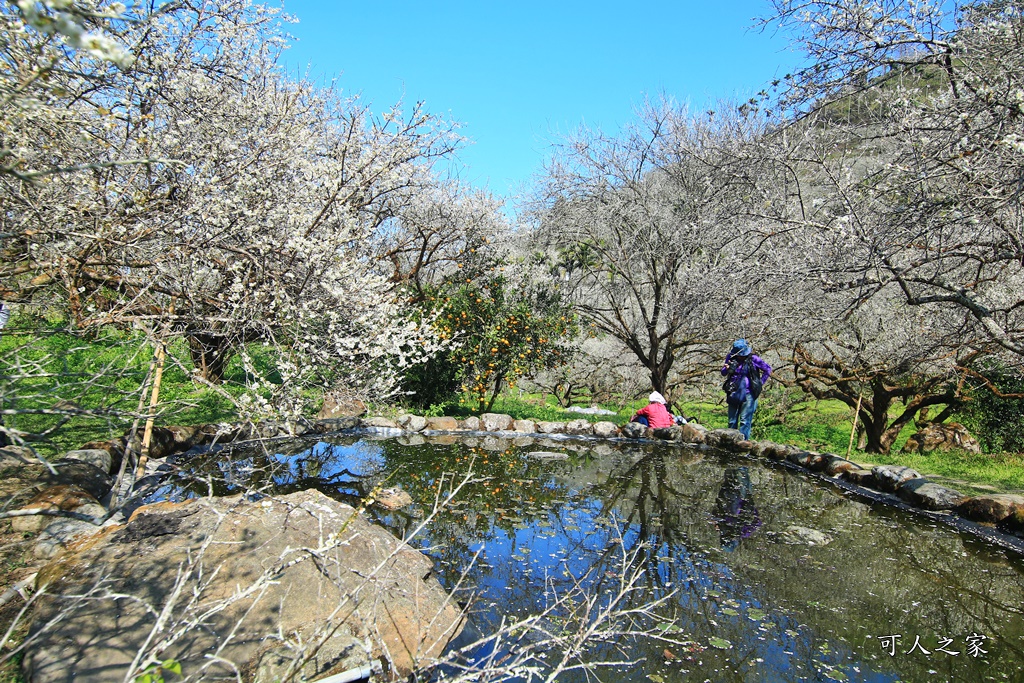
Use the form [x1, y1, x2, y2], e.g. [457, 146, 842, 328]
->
[532, 101, 777, 398]
[760, 0, 1024, 365]
[2, 0, 469, 447]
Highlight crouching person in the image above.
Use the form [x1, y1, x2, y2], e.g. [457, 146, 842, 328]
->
[631, 392, 674, 429]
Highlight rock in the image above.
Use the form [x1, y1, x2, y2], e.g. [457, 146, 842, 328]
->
[897, 480, 967, 510]
[619, 422, 645, 439]
[871, 465, 924, 493]
[786, 450, 815, 467]
[999, 509, 1024, 536]
[804, 452, 830, 472]
[711, 429, 745, 448]
[164, 426, 209, 453]
[653, 427, 682, 441]
[397, 435, 426, 447]
[60, 449, 112, 474]
[536, 421, 566, 434]
[397, 414, 428, 432]
[527, 451, 569, 460]
[375, 487, 413, 510]
[425, 434, 460, 446]
[512, 436, 535, 447]
[592, 421, 618, 438]
[512, 419, 537, 433]
[956, 495, 1024, 524]
[360, 416, 399, 429]
[317, 391, 367, 420]
[903, 422, 981, 454]
[778, 525, 832, 546]
[25, 490, 463, 682]
[841, 468, 876, 487]
[461, 416, 480, 431]
[314, 417, 360, 433]
[480, 436, 511, 452]
[11, 485, 100, 533]
[731, 439, 756, 453]
[679, 423, 707, 444]
[823, 455, 862, 477]
[131, 427, 178, 459]
[425, 416, 459, 431]
[480, 413, 514, 432]
[33, 517, 104, 559]
[759, 442, 785, 460]
[564, 419, 592, 435]
[79, 440, 125, 474]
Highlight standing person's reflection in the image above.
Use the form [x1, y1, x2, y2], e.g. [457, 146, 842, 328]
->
[713, 467, 762, 551]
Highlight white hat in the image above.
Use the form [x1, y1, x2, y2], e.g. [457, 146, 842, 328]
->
[649, 391, 666, 404]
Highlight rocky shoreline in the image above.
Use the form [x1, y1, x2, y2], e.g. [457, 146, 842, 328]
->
[3, 410, 1024, 681]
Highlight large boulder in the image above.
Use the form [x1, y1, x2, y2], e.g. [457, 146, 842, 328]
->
[591, 421, 618, 438]
[25, 490, 464, 683]
[902, 422, 981, 454]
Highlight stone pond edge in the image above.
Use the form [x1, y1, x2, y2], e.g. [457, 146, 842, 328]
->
[5, 411, 1023, 559]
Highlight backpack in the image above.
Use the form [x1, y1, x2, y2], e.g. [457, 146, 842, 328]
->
[746, 358, 763, 400]
[722, 357, 763, 403]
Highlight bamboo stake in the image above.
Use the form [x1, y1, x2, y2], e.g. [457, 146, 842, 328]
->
[134, 299, 175, 483]
[134, 338, 166, 482]
[846, 389, 863, 460]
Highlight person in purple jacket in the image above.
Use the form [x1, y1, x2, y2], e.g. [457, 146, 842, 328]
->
[721, 339, 771, 440]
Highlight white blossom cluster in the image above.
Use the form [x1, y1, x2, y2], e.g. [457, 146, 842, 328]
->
[2, 0, 479, 417]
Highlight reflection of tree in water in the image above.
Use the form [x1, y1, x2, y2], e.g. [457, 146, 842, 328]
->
[168, 436, 1024, 682]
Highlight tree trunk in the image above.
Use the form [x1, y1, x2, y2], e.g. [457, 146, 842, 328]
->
[188, 333, 232, 384]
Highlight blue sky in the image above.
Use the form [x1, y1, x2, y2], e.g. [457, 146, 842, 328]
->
[275, 1, 803, 203]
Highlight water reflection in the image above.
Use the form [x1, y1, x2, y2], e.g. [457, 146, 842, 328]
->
[163, 436, 1024, 682]
[713, 467, 762, 552]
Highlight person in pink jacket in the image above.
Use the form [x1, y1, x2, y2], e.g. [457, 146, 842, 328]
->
[631, 392, 674, 429]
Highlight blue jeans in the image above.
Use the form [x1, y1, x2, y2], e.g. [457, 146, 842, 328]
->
[727, 394, 757, 440]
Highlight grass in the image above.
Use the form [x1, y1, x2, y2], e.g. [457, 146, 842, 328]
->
[434, 388, 1024, 495]
[3, 321, 1022, 494]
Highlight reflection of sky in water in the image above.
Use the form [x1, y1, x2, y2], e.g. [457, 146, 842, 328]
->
[166, 437, 1023, 683]
[421, 489, 895, 682]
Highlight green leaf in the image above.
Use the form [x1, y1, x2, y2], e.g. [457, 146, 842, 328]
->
[162, 659, 182, 676]
[708, 637, 732, 650]
[747, 608, 766, 621]
[721, 607, 740, 617]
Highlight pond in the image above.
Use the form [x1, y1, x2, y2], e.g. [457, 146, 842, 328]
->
[151, 433, 1024, 682]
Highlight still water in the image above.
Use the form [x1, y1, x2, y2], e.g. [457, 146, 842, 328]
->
[157, 433, 1024, 682]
